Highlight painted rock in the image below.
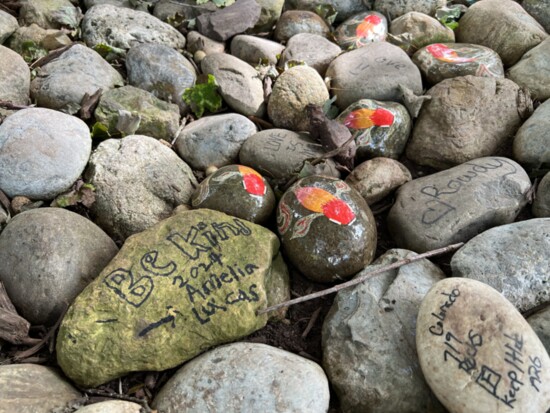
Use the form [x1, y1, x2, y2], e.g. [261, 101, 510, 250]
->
[417, 278, 550, 413]
[413, 43, 504, 85]
[191, 165, 276, 224]
[56, 209, 284, 387]
[277, 176, 376, 283]
[387, 157, 531, 252]
[334, 11, 388, 50]
[337, 99, 412, 160]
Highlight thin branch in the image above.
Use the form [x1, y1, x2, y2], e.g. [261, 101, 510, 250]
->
[0, 101, 34, 110]
[257, 242, 464, 315]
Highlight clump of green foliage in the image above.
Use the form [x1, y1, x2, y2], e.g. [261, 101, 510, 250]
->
[182, 74, 223, 118]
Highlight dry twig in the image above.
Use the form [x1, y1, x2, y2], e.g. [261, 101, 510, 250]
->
[257, 242, 464, 315]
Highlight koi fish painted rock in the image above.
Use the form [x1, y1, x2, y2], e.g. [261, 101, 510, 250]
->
[335, 11, 388, 50]
[337, 99, 412, 161]
[417, 278, 550, 413]
[413, 43, 504, 85]
[56, 209, 286, 387]
[191, 165, 275, 224]
[277, 176, 377, 283]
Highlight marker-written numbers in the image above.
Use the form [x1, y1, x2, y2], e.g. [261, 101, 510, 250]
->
[103, 218, 266, 334]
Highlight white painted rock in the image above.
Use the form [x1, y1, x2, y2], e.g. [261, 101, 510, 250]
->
[152, 342, 330, 413]
[417, 278, 550, 413]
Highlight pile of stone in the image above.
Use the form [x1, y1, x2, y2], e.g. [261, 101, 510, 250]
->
[0, 0, 549, 412]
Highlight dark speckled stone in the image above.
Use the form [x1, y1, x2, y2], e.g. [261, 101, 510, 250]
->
[277, 175, 376, 283]
[191, 165, 276, 224]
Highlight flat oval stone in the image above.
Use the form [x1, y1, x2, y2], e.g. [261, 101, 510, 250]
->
[345, 157, 412, 205]
[284, 0, 368, 23]
[334, 11, 387, 50]
[0, 10, 18, 44]
[0, 107, 91, 200]
[175, 113, 257, 171]
[76, 401, 141, 413]
[389, 11, 454, 55]
[277, 175, 376, 282]
[186, 30, 225, 56]
[268, 65, 329, 132]
[337, 98, 412, 160]
[201, 53, 265, 117]
[323, 249, 446, 412]
[407, 76, 529, 170]
[507, 37, 550, 102]
[417, 278, 550, 413]
[94, 85, 180, 141]
[239, 129, 340, 182]
[126, 42, 196, 114]
[82, 4, 186, 53]
[373, 0, 446, 20]
[57, 209, 283, 387]
[191, 165, 275, 224]
[327, 41, 422, 109]
[413, 43, 504, 85]
[30, 43, 124, 114]
[451, 218, 550, 313]
[513, 97, 550, 171]
[152, 342, 330, 412]
[279, 33, 341, 76]
[456, 0, 548, 67]
[387, 157, 531, 252]
[274, 10, 330, 42]
[85, 135, 197, 241]
[533, 172, 550, 218]
[0, 364, 80, 413]
[230, 35, 285, 66]
[0, 45, 30, 106]
[0, 208, 118, 325]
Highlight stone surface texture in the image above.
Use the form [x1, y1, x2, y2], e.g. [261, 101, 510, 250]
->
[417, 278, 550, 413]
[513, 97, 550, 171]
[274, 10, 330, 42]
[533, 172, 550, 217]
[268, 65, 329, 132]
[85, 135, 197, 241]
[126, 42, 196, 114]
[75, 401, 142, 413]
[345, 157, 412, 205]
[196, 0, 261, 42]
[230, 34, 285, 66]
[175, 113, 257, 171]
[451, 218, 550, 312]
[19, 0, 82, 30]
[30, 44, 124, 114]
[0, 45, 30, 105]
[507, 37, 550, 101]
[327, 41, 423, 109]
[323, 249, 446, 413]
[0, 208, 118, 325]
[81, 4, 186, 52]
[0, 107, 91, 200]
[152, 343, 330, 413]
[387, 157, 531, 252]
[0, 10, 18, 44]
[57, 209, 282, 387]
[456, 0, 548, 66]
[406, 76, 530, 170]
[528, 306, 550, 355]
[279, 33, 341, 76]
[373, 0, 446, 19]
[201, 53, 265, 117]
[0, 364, 80, 413]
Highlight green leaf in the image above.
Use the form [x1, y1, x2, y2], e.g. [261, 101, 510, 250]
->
[93, 43, 125, 61]
[91, 122, 111, 140]
[435, 5, 464, 31]
[51, 180, 96, 209]
[182, 74, 223, 118]
[314, 4, 338, 25]
[322, 96, 339, 120]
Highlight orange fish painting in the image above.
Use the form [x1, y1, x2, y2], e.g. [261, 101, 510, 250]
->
[344, 107, 394, 130]
[237, 166, 266, 196]
[356, 14, 383, 39]
[426, 44, 475, 63]
[295, 187, 355, 225]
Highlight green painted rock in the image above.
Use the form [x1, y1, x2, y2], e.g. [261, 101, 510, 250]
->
[337, 99, 412, 160]
[94, 85, 180, 140]
[191, 165, 276, 224]
[57, 209, 282, 387]
[277, 175, 377, 283]
[413, 43, 504, 85]
[335, 11, 387, 50]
